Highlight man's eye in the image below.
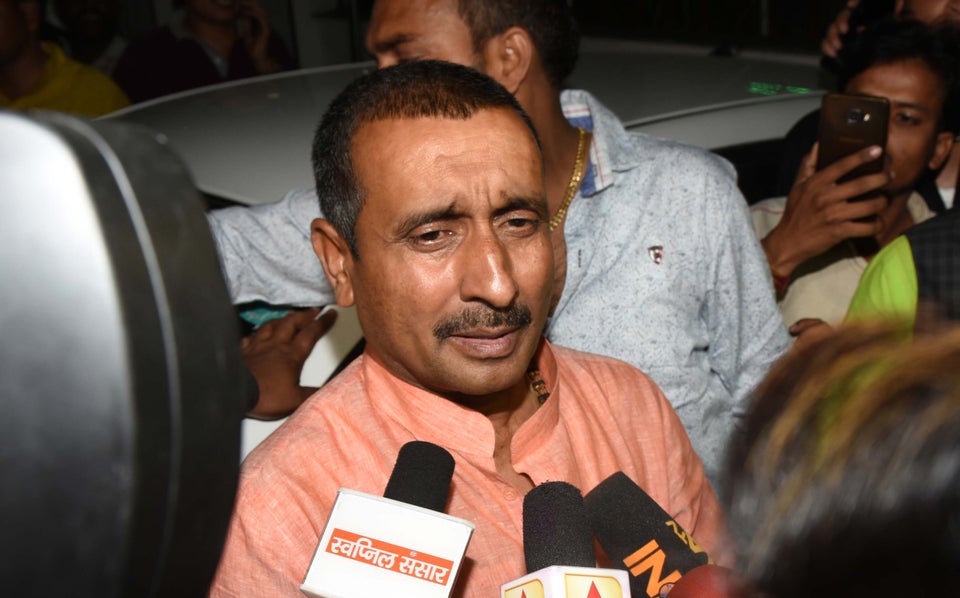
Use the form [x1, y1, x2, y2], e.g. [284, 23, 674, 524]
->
[508, 217, 536, 227]
[502, 216, 541, 235]
[410, 229, 453, 248]
[894, 112, 920, 126]
[417, 230, 443, 242]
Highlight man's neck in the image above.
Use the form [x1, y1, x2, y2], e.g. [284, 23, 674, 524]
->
[65, 34, 114, 66]
[525, 95, 584, 218]
[874, 190, 916, 249]
[0, 42, 48, 101]
[515, 80, 583, 311]
[183, 12, 236, 59]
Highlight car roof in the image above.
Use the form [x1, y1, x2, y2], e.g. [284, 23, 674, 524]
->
[108, 44, 824, 206]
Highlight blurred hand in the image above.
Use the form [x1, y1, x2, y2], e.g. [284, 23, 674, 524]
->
[789, 318, 835, 352]
[821, 0, 860, 59]
[244, 307, 337, 420]
[238, 0, 277, 73]
[761, 143, 890, 282]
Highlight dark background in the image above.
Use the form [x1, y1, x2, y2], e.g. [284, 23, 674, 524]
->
[111, 0, 851, 66]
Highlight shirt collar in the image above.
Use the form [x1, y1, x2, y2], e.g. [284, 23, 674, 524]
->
[561, 88, 643, 197]
[363, 339, 560, 459]
[169, 11, 230, 78]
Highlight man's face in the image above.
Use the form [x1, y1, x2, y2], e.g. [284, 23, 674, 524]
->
[54, 0, 121, 40]
[845, 59, 953, 199]
[0, 0, 33, 64]
[366, 0, 483, 70]
[322, 108, 553, 403]
[900, 0, 960, 25]
[185, 0, 239, 25]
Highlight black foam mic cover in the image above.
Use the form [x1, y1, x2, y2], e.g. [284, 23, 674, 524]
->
[522, 481, 596, 573]
[584, 472, 709, 597]
[382, 440, 456, 513]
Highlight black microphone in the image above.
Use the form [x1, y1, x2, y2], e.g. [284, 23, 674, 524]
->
[383, 440, 456, 512]
[301, 441, 473, 597]
[501, 481, 630, 597]
[584, 472, 709, 598]
[523, 481, 596, 572]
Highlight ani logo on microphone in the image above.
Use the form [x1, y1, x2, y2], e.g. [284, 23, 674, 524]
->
[502, 574, 625, 598]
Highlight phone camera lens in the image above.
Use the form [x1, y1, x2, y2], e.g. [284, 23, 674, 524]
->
[846, 108, 865, 125]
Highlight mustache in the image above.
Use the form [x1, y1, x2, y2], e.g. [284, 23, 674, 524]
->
[433, 304, 533, 340]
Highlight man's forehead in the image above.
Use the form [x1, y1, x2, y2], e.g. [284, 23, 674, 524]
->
[368, 0, 464, 45]
[348, 110, 544, 201]
[849, 59, 945, 99]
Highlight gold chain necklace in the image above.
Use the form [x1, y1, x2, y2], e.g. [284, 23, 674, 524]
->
[547, 127, 591, 232]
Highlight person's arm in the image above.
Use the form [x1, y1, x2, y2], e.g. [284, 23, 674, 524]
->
[845, 235, 918, 327]
[244, 307, 338, 419]
[701, 156, 790, 428]
[821, 0, 861, 59]
[207, 187, 334, 307]
[760, 144, 890, 291]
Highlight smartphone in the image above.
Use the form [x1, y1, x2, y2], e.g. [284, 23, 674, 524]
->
[817, 92, 889, 184]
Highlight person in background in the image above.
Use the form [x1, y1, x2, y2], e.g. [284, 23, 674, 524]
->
[779, 0, 960, 209]
[209, 60, 726, 597]
[0, 0, 128, 116]
[846, 206, 960, 331]
[112, 0, 295, 103]
[724, 322, 960, 598]
[752, 20, 957, 333]
[208, 0, 789, 485]
[47, 0, 126, 76]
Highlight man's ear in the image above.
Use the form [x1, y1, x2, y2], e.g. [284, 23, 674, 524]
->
[928, 130, 955, 171]
[311, 218, 356, 307]
[482, 26, 533, 95]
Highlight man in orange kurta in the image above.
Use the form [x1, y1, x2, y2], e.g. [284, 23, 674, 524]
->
[210, 60, 725, 597]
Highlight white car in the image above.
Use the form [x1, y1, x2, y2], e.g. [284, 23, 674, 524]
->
[107, 44, 825, 457]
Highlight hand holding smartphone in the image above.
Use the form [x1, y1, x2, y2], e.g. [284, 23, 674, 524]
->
[817, 92, 889, 188]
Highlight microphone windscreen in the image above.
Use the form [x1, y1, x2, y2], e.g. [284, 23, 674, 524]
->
[382, 441, 455, 512]
[584, 472, 708, 595]
[522, 481, 596, 572]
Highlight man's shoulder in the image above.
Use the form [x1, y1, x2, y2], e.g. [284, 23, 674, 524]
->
[242, 358, 369, 468]
[551, 344, 658, 391]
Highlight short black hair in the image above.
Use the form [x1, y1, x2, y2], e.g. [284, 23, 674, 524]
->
[456, 0, 580, 90]
[312, 60, 541, 256]
[725, 323, 960, 598]
[838, 19, 960, 133]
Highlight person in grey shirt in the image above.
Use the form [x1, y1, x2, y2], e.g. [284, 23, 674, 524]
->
[210, 0, 790, 483]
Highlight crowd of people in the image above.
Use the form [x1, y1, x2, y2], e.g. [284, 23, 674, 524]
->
[1, 0, 296, 116]
[206, 1, 960, 597]
[7, 0, 960, 596]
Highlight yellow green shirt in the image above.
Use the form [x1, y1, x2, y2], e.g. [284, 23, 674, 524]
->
[0, 43, 129, 117]
[845, 235, 917, 331]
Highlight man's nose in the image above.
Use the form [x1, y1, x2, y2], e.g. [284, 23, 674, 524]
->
[459, 231, 519, 308]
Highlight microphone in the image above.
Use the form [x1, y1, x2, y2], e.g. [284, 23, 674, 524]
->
[300, 441, 474, 598]
[383, 440, 456, 511]
[501, 481, 630, 597]
[583, 472, 710, 598]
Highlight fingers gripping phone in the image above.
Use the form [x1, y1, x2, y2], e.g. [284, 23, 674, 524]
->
[817, 92, 889, 185]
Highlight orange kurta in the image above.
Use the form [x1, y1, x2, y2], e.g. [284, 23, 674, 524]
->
[210, 341, 725, 597]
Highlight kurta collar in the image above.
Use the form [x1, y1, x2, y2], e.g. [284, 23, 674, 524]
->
[362, 339, 560, 461]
